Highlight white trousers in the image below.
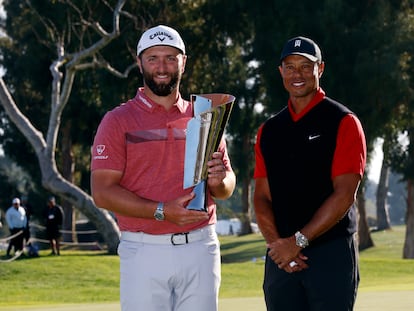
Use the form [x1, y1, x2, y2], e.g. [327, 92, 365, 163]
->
[118, 226, 221, 311]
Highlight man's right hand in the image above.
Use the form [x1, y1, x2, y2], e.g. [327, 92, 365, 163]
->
[163, 192, 209, 226]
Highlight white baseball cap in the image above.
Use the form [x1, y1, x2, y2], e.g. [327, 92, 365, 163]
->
[12, 197, 20, 204]
[137, 25, 186, 56]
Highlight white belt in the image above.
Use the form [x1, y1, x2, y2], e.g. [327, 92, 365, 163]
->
[120, 225, 215, 246]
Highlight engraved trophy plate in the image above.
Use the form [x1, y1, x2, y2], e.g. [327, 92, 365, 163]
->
[184, 93, 235, 211]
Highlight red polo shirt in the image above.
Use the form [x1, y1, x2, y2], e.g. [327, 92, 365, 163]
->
[91, 88, 231, 234]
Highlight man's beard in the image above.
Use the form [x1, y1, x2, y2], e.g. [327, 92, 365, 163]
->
[143, 70, 180, 96]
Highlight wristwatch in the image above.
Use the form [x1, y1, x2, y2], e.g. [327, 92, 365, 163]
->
[154, 202, 165, 221]
[295, 231, 309, 248]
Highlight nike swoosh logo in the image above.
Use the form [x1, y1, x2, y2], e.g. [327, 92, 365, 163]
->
[308, 134, 321, 141]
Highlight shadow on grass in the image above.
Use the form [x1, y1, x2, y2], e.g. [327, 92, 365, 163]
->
[220, 235, 266, 263]
[0, 249, 113, 262]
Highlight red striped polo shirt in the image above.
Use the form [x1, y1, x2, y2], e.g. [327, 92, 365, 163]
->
[91, 88, 231, 234]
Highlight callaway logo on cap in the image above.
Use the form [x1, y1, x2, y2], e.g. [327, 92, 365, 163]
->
[280, 36, 322, 63]
[137, 25, 186, 56]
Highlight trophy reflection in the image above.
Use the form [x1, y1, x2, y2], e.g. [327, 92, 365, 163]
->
[183, 93, 235, 211]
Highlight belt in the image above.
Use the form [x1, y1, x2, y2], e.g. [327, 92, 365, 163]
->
[120, 225, 215, 246]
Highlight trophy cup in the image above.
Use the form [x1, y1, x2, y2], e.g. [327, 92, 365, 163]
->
[183, 93, 235, 211]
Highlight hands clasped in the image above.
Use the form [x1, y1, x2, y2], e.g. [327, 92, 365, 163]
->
[267, 237, 309, 273]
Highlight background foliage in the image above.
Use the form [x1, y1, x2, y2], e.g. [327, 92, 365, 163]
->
[1, 0, 414, 242]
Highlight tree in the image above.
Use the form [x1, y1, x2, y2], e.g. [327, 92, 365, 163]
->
[244, 0, 413, 250]
[0, 0, 258, 247]
[2, 0, 414, 254]
[381, 1, 414, 259]
[0, 0, 138, 254]
[404, 178, 414, 258]
[376, 141, 392, 230]
[175, 0, 268, 234]
[357, 181, 374, 249]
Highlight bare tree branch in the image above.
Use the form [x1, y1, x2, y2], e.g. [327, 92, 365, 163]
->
[0, 0, 132, 254]
[0, 79, 46, 154]
[73, 54, 137, 78]
[48, 0, 127, 159]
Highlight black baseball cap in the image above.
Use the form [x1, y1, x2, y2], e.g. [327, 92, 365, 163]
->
[280, 36, 322, 63]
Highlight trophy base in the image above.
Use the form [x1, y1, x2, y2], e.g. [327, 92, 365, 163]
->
[186, 181, 207, 212]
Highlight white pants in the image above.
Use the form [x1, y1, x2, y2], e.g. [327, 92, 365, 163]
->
[118, 226, 221, 311]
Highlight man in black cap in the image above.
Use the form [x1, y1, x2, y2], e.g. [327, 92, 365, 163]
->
[253, 36, 367, 310]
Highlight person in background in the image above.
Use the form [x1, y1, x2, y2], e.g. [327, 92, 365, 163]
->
[21, 195, 33, 246]
[253, 36, 366, 311]
[5, 198, 27, 257]
[45, 196, 64, 256]
[91, 25, 236, 311]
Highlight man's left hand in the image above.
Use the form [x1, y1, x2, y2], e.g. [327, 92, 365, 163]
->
[206, 152, 227, 187]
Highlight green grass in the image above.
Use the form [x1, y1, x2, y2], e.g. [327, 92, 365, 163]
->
[0, 252, 120, 306]
[358, 226, 414, 292]
[0, 226, 413, 307]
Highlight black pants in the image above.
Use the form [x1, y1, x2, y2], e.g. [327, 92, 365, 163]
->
[263, 235, 359, 311]
[7, 228, 25, 255]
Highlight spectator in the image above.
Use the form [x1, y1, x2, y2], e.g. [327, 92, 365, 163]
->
[5, 198, 27, 257]
[45, 196, 64, 256]
[21, 195, 33, 246]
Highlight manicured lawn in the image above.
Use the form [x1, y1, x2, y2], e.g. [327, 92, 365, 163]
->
[0, 225, 413, 308]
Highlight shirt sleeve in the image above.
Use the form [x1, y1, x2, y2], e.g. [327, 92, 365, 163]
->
[91, 111, 126, 172]
[332, 114, 367, 179]
[253, 124, 267, 178]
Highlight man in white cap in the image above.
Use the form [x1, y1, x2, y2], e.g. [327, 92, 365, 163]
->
[5, 198, 27, 257]
[91, 25, 235, 311]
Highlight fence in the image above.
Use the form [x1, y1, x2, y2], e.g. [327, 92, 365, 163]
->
[0, 222, 105, 262]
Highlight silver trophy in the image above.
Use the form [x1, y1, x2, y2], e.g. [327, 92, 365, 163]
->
[184, 93, 235, 211]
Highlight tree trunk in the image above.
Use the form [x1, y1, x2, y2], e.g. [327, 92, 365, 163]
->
[39, 164, 120, 254]
[239, 177, 252, 235]
[403, 179, 414, 258]
[376, 154, 391, 230]
[0, 1, 128, 254]
[0, 80, 120, 254]
[357, 183, 374, 250]
[238, 133, 253, 235]
[61, 121, 77, 243]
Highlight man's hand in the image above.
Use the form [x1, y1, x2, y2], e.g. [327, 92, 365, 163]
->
[206, 152, 227, 188]
[267, 236, 309, 273]
[163, 192, 209, 226]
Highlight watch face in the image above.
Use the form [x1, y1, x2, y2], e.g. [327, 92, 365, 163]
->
[295, 232, 308, 248]
[154, 206, 164, 221]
